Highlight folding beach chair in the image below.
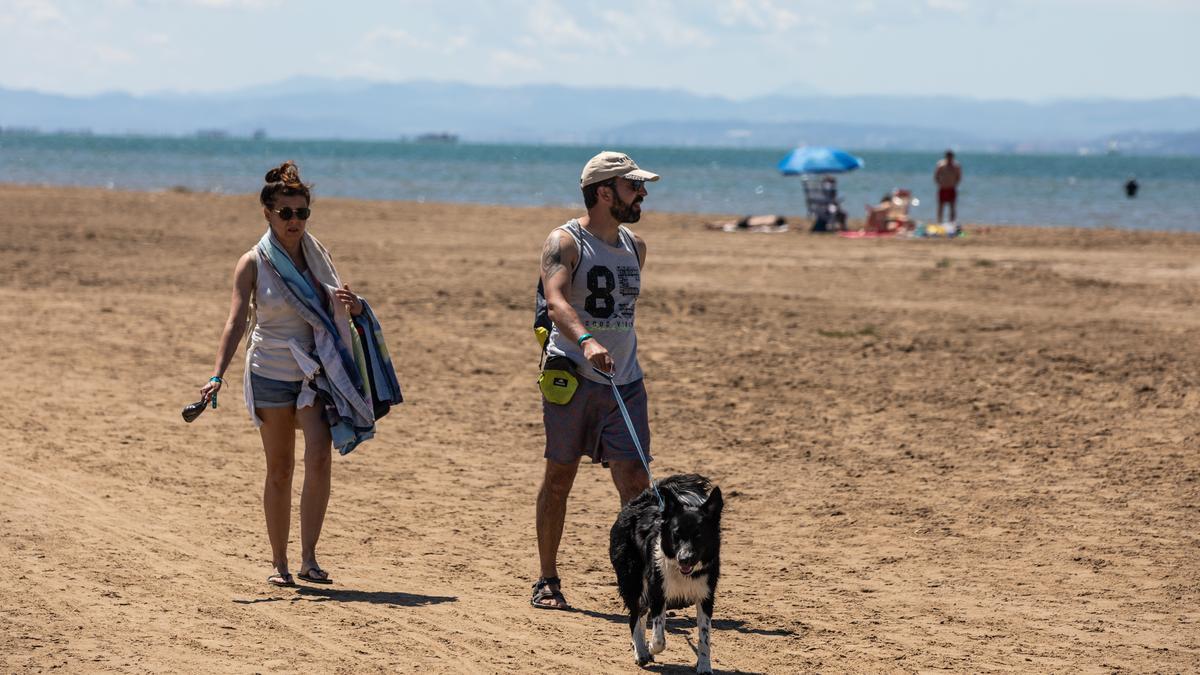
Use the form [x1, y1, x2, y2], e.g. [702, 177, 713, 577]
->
[802, 176, 847, 232]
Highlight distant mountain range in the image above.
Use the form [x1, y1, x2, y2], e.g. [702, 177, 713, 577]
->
[2, 77, 1198, 155]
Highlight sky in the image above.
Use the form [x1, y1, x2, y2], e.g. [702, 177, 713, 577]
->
[0, 0, 1197, 101]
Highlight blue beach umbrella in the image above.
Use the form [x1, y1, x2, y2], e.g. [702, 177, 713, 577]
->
[777, 146, 864, 175]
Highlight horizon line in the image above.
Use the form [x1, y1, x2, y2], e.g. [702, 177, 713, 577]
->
[3, 76, 1198, 106]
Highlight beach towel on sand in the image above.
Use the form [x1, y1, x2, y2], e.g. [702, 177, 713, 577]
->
[248, 229, 401, 455]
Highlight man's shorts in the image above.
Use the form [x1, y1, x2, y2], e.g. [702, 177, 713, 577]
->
[250, 373, 303, 408]
[543, 377, 651, 466]
[938, 187, 957, 204]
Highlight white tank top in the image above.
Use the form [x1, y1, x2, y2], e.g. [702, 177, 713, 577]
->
[247, 253, 317, 381]
[546, 220, 643, 385]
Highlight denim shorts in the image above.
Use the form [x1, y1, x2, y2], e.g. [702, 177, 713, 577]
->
[250, 373, 303, 408]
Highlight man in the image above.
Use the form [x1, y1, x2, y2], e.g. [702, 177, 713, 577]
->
[934, 149, 962, 223]
[531, 151, 658, 610]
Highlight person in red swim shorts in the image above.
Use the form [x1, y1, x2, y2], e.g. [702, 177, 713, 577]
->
[934, 149, 962, 223]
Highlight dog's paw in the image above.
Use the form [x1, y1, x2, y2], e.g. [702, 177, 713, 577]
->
[695, 659, 712, 674]
[650, 615, 666, 654]
[632, 641, 653, 667]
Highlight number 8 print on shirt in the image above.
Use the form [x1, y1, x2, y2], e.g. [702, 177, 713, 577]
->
[544, 219, 644, 385]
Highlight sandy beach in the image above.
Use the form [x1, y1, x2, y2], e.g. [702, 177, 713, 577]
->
[2, 183, 1198, 673]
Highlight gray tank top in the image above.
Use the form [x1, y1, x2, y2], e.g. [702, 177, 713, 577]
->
[246, 251, 318, 381]
[546, 219, 643, 385]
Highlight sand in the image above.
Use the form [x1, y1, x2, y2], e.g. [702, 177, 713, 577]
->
[1, 184, 1198, 673]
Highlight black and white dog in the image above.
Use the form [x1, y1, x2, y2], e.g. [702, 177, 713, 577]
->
[609, 474, 723, 673]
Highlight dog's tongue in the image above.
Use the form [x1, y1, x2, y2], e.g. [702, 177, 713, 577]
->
[679, 563, 694, 575]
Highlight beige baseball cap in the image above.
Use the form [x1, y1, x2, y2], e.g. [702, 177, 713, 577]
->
[580, 151, 660, 187]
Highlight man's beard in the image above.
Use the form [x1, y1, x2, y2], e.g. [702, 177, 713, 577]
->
[610, 191, 642, 223]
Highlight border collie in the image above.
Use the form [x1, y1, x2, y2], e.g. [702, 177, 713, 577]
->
[609, 474, 723, 673]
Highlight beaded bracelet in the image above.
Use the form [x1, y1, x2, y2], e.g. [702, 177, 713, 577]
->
[208, 376, 222, 408]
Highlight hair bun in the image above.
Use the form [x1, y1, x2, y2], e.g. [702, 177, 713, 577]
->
[265, 161, 303, 186]
[259, 160, 311, 207]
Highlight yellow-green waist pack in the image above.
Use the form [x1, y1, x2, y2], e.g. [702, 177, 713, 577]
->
[539, 355, 579, 405]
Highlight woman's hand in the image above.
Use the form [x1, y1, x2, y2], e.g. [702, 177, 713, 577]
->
[335, 283, 364, 317]
[200, 378, 223, 407]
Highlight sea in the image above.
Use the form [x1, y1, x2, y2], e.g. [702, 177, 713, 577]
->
[3, 134, 1199, 231]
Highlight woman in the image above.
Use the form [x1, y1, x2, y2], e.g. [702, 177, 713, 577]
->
[199, 161, 368, 587]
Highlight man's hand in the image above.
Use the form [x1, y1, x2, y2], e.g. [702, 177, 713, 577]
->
[582, 338, 614, 374]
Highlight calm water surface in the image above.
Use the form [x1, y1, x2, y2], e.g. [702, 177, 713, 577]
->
[3, 135, 1197, 230]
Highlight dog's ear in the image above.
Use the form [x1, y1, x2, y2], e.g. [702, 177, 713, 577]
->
[659, 487, 678, 517]
[703, 486, 723, 519]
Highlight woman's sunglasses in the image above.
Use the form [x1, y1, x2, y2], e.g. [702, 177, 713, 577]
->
[272, 206, 312, 221]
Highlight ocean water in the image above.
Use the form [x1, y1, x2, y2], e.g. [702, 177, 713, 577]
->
[2, 134, 1198, 231]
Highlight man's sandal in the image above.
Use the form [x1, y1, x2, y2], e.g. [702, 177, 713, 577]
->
[530, 576, 570, 610]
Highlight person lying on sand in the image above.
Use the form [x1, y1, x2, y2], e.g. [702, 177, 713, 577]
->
[703, 214, 789, 233]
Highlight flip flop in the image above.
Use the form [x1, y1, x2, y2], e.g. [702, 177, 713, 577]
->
[531, 576, 570, 610]
[268, 572, 295, 587]
[298, 567, 333, 585]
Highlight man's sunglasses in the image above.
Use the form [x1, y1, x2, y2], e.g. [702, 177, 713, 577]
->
[272, 206, 311, 221]
[606, 178, 645, 193]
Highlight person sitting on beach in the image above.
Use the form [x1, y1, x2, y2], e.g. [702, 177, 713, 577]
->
[865, 191, 915, 233]
[198, 161, 397, 588]
[813, 176, 848, 232]
[865, 194, 892, 232]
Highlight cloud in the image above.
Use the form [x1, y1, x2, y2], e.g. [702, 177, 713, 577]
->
[5, 0, 65, 23]
[523, 0, 590, 47]
[184, 0, 282, 7]
[99, 0, 282, 6]
[717, 0, 812, 32]
[94, 44, 135, 63]
[926, 0, 969, 13]
[339, 58, 396, 81]
[366, 27, 425, 49]
[488, 48, 541, 74]
[515, 1, 714, 55]
[1050, 0, 1198, 9]
[599, 6, 714, 49]
[364, 25, 474, 57]
[443, 31, 471, 54]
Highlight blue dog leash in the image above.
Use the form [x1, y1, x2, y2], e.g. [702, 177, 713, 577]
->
[593, 367, 664, 510]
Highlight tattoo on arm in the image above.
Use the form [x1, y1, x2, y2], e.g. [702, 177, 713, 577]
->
[541, 233, 566, 280]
